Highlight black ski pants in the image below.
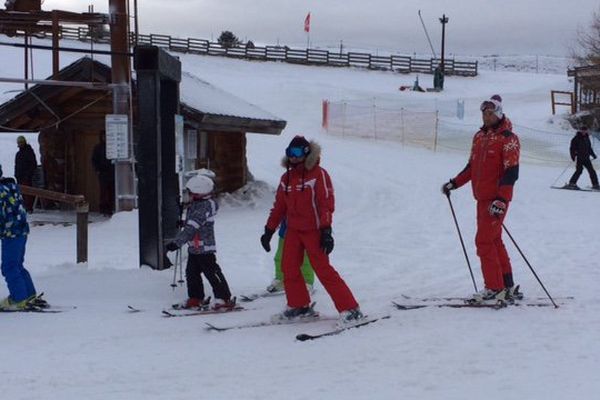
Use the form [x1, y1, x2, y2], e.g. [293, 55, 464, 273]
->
[569, 158, 599, 186]
[186, 253, 231, 301]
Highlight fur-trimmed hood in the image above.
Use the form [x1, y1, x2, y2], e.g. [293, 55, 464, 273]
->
[280, 140, 322, 170]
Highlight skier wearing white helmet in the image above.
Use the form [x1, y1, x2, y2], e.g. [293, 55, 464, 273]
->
[165, 173, 235, 310]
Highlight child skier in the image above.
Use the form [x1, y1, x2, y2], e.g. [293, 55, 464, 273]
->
[0, 163, 46, 310]
[165, 174, 235, 310]
[266, 218, 315, 294]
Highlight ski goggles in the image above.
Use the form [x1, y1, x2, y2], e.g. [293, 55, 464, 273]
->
[286, 146, 307, 158]
[480, 101, 497, 112]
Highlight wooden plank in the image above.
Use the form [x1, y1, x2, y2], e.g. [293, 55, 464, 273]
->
[20, 185, 86, 205]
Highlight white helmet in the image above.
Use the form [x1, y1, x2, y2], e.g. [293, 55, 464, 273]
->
[185, 175, 214, 195]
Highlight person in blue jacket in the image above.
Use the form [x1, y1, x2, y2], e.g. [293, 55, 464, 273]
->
[0, 163, 40, 310]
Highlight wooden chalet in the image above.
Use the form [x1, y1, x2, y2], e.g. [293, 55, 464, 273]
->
[0, 57, 286, 212]
[568, 65, 600, 112]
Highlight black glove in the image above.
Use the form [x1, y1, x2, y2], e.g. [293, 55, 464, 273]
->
[320, 227, 334, 255]
[165, 242, 179, 252]
[441, 179, 456, 196]
[260, 227, 275, 252]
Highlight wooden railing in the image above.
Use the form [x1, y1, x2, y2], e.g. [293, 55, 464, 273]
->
[20, 185, 89, 264]
[50, 26, 478, 77]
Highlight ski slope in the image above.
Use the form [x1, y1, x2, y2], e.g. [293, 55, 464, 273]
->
[1, 40, 599, 400]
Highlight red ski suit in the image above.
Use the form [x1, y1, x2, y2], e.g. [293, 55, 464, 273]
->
[453, 117, 520, 290]
[265, 141, 358, 312]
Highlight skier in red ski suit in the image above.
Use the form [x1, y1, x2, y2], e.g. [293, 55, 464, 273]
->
[260, 136, 363, 325]
[442, 95, 521, 301]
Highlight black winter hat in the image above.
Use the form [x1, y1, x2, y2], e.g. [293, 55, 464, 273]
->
[287, 136, 310, 155]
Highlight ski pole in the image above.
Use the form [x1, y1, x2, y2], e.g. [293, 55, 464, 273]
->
[171, 250, 178, 289]
[502, 223, 559, 308]
[178, 248, 185, 285]
[445, 193, 478, 292]
[551, 160, 574, 187]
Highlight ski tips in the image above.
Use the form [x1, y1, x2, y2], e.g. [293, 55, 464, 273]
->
[295, 333, 313, 342]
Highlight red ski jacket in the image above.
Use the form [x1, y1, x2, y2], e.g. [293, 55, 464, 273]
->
[453, 117, 520, 202]
[266, 141, 334, 232]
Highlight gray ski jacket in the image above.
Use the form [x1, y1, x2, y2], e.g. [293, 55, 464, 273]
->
[174, 198, 218, 254]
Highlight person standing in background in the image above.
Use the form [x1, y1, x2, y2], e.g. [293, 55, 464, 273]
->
[14, 136, 37, 213]
[567, 125, 599, 190]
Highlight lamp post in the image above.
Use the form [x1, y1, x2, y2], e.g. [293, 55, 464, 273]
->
[439, 14, 449, 73]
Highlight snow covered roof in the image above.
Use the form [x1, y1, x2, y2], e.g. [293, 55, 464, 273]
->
[0, 57, 286, 135]
[180, 71, 283, 124]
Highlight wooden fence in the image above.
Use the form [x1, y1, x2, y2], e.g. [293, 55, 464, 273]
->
[20, 185, 89, 264]
[52, 26, 477, 76]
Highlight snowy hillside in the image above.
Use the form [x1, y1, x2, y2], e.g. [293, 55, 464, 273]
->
[1, 38, 599, 400]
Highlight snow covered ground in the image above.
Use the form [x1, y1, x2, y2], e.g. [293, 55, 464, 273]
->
[1, 39, 600, 400]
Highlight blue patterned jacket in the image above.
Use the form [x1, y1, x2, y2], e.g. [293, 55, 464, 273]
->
[0, 178, 30, 239]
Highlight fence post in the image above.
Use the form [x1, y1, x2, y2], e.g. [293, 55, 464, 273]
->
[342, 102, 347, 137]
[322, 100, 329, 130]
[373, 103, 377, 140]
[433, 110, 439, 152]
[76, 202, 89, 264]
[401, 108, 405, 144]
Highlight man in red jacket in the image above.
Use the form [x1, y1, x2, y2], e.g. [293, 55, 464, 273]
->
[261, 136, 363, 327]
[441, 95, 521, 303]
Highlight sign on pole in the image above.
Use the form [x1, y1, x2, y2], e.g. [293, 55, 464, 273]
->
[175, 114, 184, 173]
[105, 114, 130, 160]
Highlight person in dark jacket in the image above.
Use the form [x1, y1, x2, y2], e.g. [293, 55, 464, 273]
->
[14, 136, 37, 212]
[91, 132, 115, 215]
[567, 126, 599, 190]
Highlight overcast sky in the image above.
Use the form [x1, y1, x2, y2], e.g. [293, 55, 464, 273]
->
[43, 0, 599, 56]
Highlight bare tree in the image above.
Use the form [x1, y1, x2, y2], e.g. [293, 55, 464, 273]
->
[573, 8, 600, 66]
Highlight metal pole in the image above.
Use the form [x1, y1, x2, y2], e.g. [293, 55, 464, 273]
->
[418, 10, 437, 59]
[134, 0, 139, 46]
[446, 193, 478, 292]
[24, 32, 29, 90]
[110, 0, 135, 212]
[502, 224, 559, 308]
[439, 14, 449, 72]
[52, 11, 60, 79]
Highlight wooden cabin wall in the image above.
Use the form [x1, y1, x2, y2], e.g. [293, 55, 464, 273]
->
[67, 128, 102, 212]
[196, 131, 248, 193]
[38, 127, 66, 194]
[38, 93, 113, 212]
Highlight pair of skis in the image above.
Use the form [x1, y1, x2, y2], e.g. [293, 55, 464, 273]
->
[127, 304, 246, 318]
[391, 293, 571, 310]
[551, 184, 600, 193]
[204, 313, 391, 341]
[0, 293, 69, 313]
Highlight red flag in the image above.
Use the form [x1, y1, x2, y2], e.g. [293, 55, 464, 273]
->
[304, 12, 311, 33]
